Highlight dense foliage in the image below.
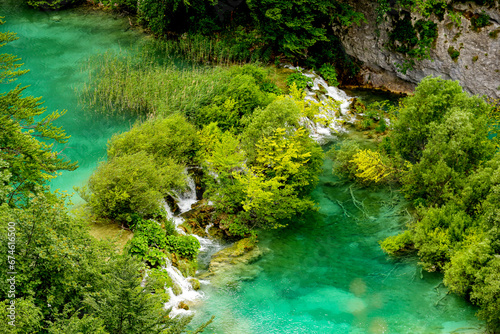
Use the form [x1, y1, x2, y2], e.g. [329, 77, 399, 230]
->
[25, 0, 84, 10]
[80, 48, 329, 237]
[0, 25, 210, 333]
[81, 0, 365, 77]
[330, 76, 500, 330]
[80, 151, 186, 224]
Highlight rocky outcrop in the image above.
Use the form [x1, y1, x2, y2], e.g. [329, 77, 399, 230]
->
[338, 0, 500, 98]
[198, 238, 268, 286]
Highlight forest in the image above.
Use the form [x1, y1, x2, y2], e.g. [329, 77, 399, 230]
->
[1, 0, 500, 333]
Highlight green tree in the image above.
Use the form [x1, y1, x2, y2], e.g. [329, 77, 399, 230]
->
[0, 20, 77, 206]
[245, 0, 364, 58]
[81, 151, 186, 223]
[108, 114, 200, 165]
[0, 194, 114, 324]
[391, 77, 492, 164]
[235, 127, 322, 229]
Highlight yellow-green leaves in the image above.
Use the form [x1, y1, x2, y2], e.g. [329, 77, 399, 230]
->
[350, 149, 394, 183]
[234, 127, 318, 228]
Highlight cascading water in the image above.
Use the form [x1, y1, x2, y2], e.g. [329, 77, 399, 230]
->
[161, 172, 224, 315]
[285, 66, 355, 144]
[163, 258, 203, 317]
[161, 70, 358, 318]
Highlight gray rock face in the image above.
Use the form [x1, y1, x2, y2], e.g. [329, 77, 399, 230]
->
[338, 0, 500, 98]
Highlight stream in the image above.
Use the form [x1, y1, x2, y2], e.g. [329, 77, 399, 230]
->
[0, 2, 484, 333]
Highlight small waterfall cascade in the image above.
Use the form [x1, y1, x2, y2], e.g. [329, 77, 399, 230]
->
[285, 65, 355, 144]
[161, 172, 223, 316]
[162, 258, 202, 317]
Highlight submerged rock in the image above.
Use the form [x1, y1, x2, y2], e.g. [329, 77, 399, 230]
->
[199, 238, 268, 284]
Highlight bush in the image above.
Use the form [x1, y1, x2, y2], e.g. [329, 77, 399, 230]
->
[327, 140, 361, 180]
[380, 230, 413, 255]
[448, 46, 460, 62]
[286, 71, 312, 91]
[108, 114, 200, 165]
[81, 151, 186, 223]
[471, 12, 490, 30]
[319, 64, 339, 86]
[165, 235, 200, 260]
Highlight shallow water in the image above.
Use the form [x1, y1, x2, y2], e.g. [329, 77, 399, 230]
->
[191, 156, 483, 333]
[1, 4, 484, 333]
[0, 0, 143, 201]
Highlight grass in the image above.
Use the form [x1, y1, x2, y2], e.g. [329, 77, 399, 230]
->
[73, 205, 134, 253]
[78, 45, 292, 119]
[145, 34, 267, 66]
[89, 221, 134, 253]
[79, 50, 232, 118]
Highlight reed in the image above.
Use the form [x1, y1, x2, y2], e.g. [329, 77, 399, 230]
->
[78, 50, 233, 118]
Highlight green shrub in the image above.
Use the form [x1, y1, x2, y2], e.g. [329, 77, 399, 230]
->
[471, 12, 490, 30]
[26, 0, 83, 10]
[489, 29, 500, 39]
[448, 46, 460, 61]
[108, 114, 200, 165]
[286, 71, 312, 91]
[128, 218, 176, 267]
[327, 140, 361, 180]
[80, 151, 186, 223]
[319, 64, 339, 86]
[380, 230, 413, 255]
[375, 118, 387, 133]
[165, 235, 200, 260]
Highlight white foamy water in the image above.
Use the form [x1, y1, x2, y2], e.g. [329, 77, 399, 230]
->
[163, 258, 203, 317]
[284, 65, 354, 144]
[161, 174, 223, 316]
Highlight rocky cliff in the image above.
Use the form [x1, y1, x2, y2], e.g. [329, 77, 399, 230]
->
[338, 0, 500, 98]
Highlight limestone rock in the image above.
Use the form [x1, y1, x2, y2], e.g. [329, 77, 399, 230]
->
[338, 0, 500, 98]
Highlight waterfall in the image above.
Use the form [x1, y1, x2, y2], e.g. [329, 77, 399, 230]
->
[284, 65, 354, 144]
[162, 258, 203, 317]
[161, 173, 223, 316]
[159, 69, 355, 316]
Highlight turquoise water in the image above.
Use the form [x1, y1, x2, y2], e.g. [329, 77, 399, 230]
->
[191, 156, 483, 333]
[1, 3, 484, 333]
[0, 0, 143, 200]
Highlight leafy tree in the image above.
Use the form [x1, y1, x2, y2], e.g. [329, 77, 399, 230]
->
[201, 126, 246, 214]
[0, 21, 77, 206]
[84, 257, 180, 334]
[240, 96, 301, 161]
[195, 73, 274, 132]
[391, 77, 492, 164]
[350, 149, 395, 183]
[108, 114, 200, 165]
[81, 151, 186, 223]
[235, 127, 322, 229]
[137, 0, 221, 35]
[327, 140, 362, 180]
[245, 0, 364, 58]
